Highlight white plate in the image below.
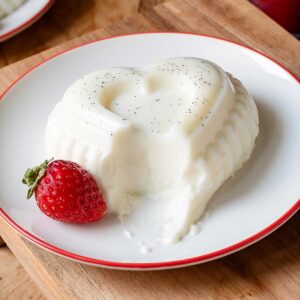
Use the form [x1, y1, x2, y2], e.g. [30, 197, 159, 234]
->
[0, 33, 299, 270]
[0, 0, 54, 42]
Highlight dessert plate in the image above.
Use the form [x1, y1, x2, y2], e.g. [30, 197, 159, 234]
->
[0, 0, 54, 42]
[0, 33, 299, 270]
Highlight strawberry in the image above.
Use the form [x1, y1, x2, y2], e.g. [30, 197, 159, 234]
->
[22, 159, 107, 223]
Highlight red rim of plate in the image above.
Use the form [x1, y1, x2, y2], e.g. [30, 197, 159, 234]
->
[0, 0, 54, 42]
[0, 32, 299, 269]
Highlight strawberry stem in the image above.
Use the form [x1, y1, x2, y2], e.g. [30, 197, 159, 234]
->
[22, 158, 53, 199]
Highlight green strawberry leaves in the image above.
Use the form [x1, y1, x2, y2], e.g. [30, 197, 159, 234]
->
[22, 158, 53, 199]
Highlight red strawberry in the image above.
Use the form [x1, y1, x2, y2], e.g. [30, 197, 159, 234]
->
[22, 159, 107, 223]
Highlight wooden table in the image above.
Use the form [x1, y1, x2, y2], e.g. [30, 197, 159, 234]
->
[0, 0, 299, 299]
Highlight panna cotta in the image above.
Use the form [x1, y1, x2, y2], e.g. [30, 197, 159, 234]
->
[46, 57, 259, 243]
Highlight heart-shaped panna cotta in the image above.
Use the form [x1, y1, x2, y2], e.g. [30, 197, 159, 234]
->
[46, 58, 259, 245]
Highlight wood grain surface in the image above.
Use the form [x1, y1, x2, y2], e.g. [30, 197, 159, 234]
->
[0, 247, 45, 300]
[0, 0, 299, 299]
[0, 236, 5, 247]
[0, 0, 142, 68]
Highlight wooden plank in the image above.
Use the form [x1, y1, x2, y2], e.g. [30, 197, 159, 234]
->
[0, 236, 5, 247]
[0, 0, 140, 68]
[0, 246, 45, 300]
[154, 0, 242, 42]
[0, 0, 300, 299]
[139, 0, 164, 13]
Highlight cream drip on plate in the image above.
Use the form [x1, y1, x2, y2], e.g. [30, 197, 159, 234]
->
[45, 57, 259, 245]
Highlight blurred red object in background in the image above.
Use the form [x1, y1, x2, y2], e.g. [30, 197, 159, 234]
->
[251, 0, 300, 33]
